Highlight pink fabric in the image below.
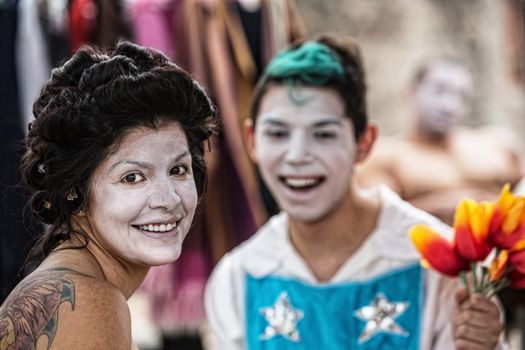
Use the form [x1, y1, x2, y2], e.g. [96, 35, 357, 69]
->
[128, 0, 180, 58]
[132, 1, 209, 333]
[140, 248, 209, 332]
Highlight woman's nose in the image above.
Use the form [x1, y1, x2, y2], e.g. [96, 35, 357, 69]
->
[148, 179, 181, 211]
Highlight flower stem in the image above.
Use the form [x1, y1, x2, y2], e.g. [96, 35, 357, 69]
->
[487, 278, 510, 299]
[471, 262, 479, 293]
[479, 266, 489, 295]
[460, 270, 470, 293]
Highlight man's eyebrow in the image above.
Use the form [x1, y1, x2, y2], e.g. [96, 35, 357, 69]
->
[313, 119, 342, 127]
[261, 118, 343, 128]
[261, 118, 287, 127]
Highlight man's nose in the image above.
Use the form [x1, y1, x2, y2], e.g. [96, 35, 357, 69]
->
[284, 132, 312, 164]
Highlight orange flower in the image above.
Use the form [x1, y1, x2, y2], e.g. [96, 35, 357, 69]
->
[489, 250, 509, 282]
[410, 225, 468, 277]
[454, 199, 494, 261]
[489, 184, 525, 250]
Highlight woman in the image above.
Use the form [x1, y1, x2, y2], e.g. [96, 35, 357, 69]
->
[0, 41, 217, 349]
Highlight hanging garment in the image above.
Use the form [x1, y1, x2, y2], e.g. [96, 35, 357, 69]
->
[69, 0, 130, 53]
[128, 0, 181, 58]
[38, 0, 69, 66]
[16, 0, 52, 131]
[0, 0, 42, 303]
[172, 0, 306, 265]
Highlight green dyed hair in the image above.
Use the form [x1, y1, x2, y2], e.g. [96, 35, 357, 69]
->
[262, 41, 346, 105]
[263, 41, 345, 85]
[251, 34, 368, 139]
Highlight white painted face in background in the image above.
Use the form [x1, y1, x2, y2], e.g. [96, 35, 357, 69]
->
[251, 85, 357, 223]
[86, 121, 198, 267]
[412, 60, 473, 135]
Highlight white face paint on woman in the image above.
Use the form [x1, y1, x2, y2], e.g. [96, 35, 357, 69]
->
[86, 121, 198, 267]
[412, 61, 473, 136]
[249, 85, 358, 223]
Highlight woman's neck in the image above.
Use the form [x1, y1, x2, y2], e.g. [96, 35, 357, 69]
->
[64, 219, 149, 299]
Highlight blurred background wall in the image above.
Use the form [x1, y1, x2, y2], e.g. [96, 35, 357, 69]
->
[297, 0, 525, 139]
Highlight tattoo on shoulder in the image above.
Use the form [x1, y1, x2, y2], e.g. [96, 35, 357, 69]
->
[0, 267, 91, 349]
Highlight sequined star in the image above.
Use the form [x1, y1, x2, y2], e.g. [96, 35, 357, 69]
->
[354, 293, 410, 344]
[259, 291, 304, 343]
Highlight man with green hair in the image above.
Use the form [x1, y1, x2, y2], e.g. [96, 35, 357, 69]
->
[205, 34, 505, 350]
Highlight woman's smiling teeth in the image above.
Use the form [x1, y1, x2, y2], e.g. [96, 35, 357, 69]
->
[138, 223, 177, 232]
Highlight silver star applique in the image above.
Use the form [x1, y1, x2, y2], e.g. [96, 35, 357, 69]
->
[259, 291, 304, 343]
[354, 293, 410, 344]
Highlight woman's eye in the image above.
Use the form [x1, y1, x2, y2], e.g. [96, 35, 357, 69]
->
[121, 172, 145, 184]
[171, 165, 188, 176]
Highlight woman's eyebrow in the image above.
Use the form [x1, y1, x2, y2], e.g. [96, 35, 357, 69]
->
[108, 150, 191, 173]
[109, 160, 153, 173]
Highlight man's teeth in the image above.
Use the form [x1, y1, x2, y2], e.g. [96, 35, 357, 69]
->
[139, 223, 176, 232]
[285, 178, 318, 188]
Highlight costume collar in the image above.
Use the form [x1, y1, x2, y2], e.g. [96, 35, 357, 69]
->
[238, 186, 451, 281]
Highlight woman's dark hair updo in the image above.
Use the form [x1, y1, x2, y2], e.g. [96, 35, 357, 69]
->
[21, 41, 218, 265]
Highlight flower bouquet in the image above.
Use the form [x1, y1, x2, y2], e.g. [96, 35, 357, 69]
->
[410, 184, 525, 296]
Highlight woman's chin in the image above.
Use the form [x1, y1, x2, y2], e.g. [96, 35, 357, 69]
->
[146, 249, 182, 267]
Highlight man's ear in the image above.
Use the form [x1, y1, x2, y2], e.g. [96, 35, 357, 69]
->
[244, 118, 257, 162]
[355, 124, 378, 163]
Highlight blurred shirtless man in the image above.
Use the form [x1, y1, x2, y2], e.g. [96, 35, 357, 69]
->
[356, 57, 524, 225]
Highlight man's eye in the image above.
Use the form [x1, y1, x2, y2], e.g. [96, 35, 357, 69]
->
[121, 172, 145, 184]
[314, 131, 336, 139]
[265, 129, 288, 138]
[171, 165, 188, 176]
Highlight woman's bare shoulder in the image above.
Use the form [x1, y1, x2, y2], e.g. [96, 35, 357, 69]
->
[0, 267, 132, 350]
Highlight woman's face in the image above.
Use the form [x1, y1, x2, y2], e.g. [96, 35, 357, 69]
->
[249, 85, 357, 223]
[85, 121, 198, 267]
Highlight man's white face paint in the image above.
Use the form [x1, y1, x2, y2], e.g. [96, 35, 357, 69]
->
[252, 85, 357, 223]
[413, 61, 473, 135]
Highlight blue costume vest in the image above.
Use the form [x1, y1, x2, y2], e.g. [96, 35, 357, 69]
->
[245, 263, 423, 350]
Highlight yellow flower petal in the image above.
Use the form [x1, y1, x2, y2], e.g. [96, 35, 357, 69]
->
[454, 199, 471, 230]
[470, 201, 493, 238]
[503, 198, 525, 234]
[498, 184, 513, 212]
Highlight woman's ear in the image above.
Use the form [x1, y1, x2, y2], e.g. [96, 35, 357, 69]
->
[244, 118, 257, 162]
[355, 124, 378, 163]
